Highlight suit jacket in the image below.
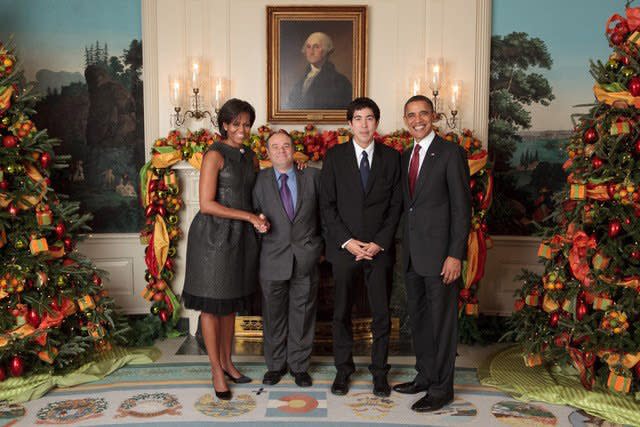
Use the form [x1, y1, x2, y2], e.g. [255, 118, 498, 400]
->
[287, 61, 352, 110]
[253, 167, 324, 281]
[401, 135, 471, 276]
[320, 141, 402, 266]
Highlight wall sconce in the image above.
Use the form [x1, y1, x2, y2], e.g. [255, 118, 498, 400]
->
[420, 57, 461, 130]
[169, 58, 228, 128]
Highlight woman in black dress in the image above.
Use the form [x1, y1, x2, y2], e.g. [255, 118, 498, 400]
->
[182, 99, 267, 399]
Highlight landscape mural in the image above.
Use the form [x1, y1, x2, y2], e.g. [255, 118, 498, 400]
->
[489, 0, 622, 235]
[0, 0, 144, 233]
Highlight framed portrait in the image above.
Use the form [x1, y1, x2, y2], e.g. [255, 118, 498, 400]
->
[267, 6, 367, 123]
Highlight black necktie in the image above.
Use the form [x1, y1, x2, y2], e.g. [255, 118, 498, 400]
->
[360, 151, 370, 189]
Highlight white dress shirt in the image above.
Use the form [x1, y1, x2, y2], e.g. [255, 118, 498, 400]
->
[408, 130, 436, 175]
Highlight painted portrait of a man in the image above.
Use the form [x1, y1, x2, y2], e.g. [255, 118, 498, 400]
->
[267, 6, 367, 122]
[286, 31, 352, 110]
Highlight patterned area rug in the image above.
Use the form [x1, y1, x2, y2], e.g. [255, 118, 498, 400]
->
[0, 361, 623, 426]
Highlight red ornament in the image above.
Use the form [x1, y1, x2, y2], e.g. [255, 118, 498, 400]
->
[629, 76, 640, 97]
[631, 249, 640, 260]
[591, 156, 603, 169]
[622, 55, 631, 66]
[8, 203, 18, 217]
[0, 366, 5, 382]
[554, 332, 569, 348]
[608, 220, 622, 238]
[159, 309, 169, 323]
[156, 205, 167, 217]
[0, 180, 7, 190]
[480, 223, 489, 233]
[54, 222, 66, 239]
[39, 152, 51, 169]
[549, 312, 560, 327]
[44, 177, 52, 187]
[635, 139, 640, 155]
[2, 135, 17, 148]
[475, 192, 485, 204]
[469, 179, 476, 190]
[148, 180, 159, 192]
[63, 236, 73, 252]
[9, 356, 24, 377]
[92, 274, 103, 286]
[165, 258, 174, 270]
[459, 288, 471, 299]
[625, 217, 631, 225]
[607, 183, 617, 199]
[514, 299, 525, 312]
[583, 128, 598, 144]
[576, 303, 587, 321]
[26, 309, 40, 327]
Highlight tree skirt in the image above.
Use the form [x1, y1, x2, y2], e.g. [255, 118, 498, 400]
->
[478, 345, 640, 425]
[0, 346, 160, 402]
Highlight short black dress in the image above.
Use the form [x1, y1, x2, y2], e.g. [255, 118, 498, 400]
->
[182, 141, 258, 315]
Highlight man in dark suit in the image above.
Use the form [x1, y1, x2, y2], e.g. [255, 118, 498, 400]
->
[392, 95, 471, 412]
[253, 130, 323, 388]
[320, 97, 402, 397]
[287, 32, 352, 110]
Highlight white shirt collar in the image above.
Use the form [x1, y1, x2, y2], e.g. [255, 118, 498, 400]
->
[414, 130, 435, 152]
[308, 64, 321, 75]
[352, 139, 375, 160]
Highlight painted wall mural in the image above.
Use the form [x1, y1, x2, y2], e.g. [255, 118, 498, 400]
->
[489, 0, 622, 235]
[0, 0, 144, 233]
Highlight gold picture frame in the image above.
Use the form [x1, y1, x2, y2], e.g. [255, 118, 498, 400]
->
[267, 6, 367, 123]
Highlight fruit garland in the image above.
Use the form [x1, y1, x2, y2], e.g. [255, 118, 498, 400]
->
[138, 126, 492, 335]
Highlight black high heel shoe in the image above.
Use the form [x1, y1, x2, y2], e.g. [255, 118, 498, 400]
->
[212, 377, 232, 400]
[223, 370, 252, 384]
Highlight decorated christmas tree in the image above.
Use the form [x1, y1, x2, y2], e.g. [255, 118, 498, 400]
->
[0, 42, 127, 380]
[508, 3, 640, 394]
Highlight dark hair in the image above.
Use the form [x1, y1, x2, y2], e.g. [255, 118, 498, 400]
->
[346, 97, 380, 122]
[266, 129, 292, 148]
[403, 95, 434, 115]
[217, 98, 256, 138]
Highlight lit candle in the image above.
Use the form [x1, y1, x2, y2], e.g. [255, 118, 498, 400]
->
[432, 64, 440, 90]
[169, 76, 183, 106]
[191, 61, 200, 89]
[412, 79, 420, 96]
[450, 81, 461, 111]
[215, 78, 223, 110]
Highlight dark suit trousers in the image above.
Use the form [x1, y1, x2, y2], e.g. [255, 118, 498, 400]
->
[332, 257, 392, 377]
[405, 259, 458, 399]
[260, 263, 318, 373]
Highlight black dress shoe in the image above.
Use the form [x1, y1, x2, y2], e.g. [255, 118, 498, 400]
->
[262, 368, 287, 385]
[411, 394, 453, 412]
[291, 371, 313, 387]
[331, 373, 350, 396]
[211, 377, 232, 400]
[373, 376, 391, 397]
[223, 370, 252, 384]
[392, 381, 429, 394]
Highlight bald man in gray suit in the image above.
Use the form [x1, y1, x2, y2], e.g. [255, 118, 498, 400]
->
[253, 130, 324, 388]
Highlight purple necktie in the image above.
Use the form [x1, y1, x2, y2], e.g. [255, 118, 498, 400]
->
[279, 174, 295, 221]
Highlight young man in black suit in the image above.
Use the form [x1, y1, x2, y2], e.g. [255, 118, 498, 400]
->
[392, 95, 471, 412]
[320, 97, 402, 397]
